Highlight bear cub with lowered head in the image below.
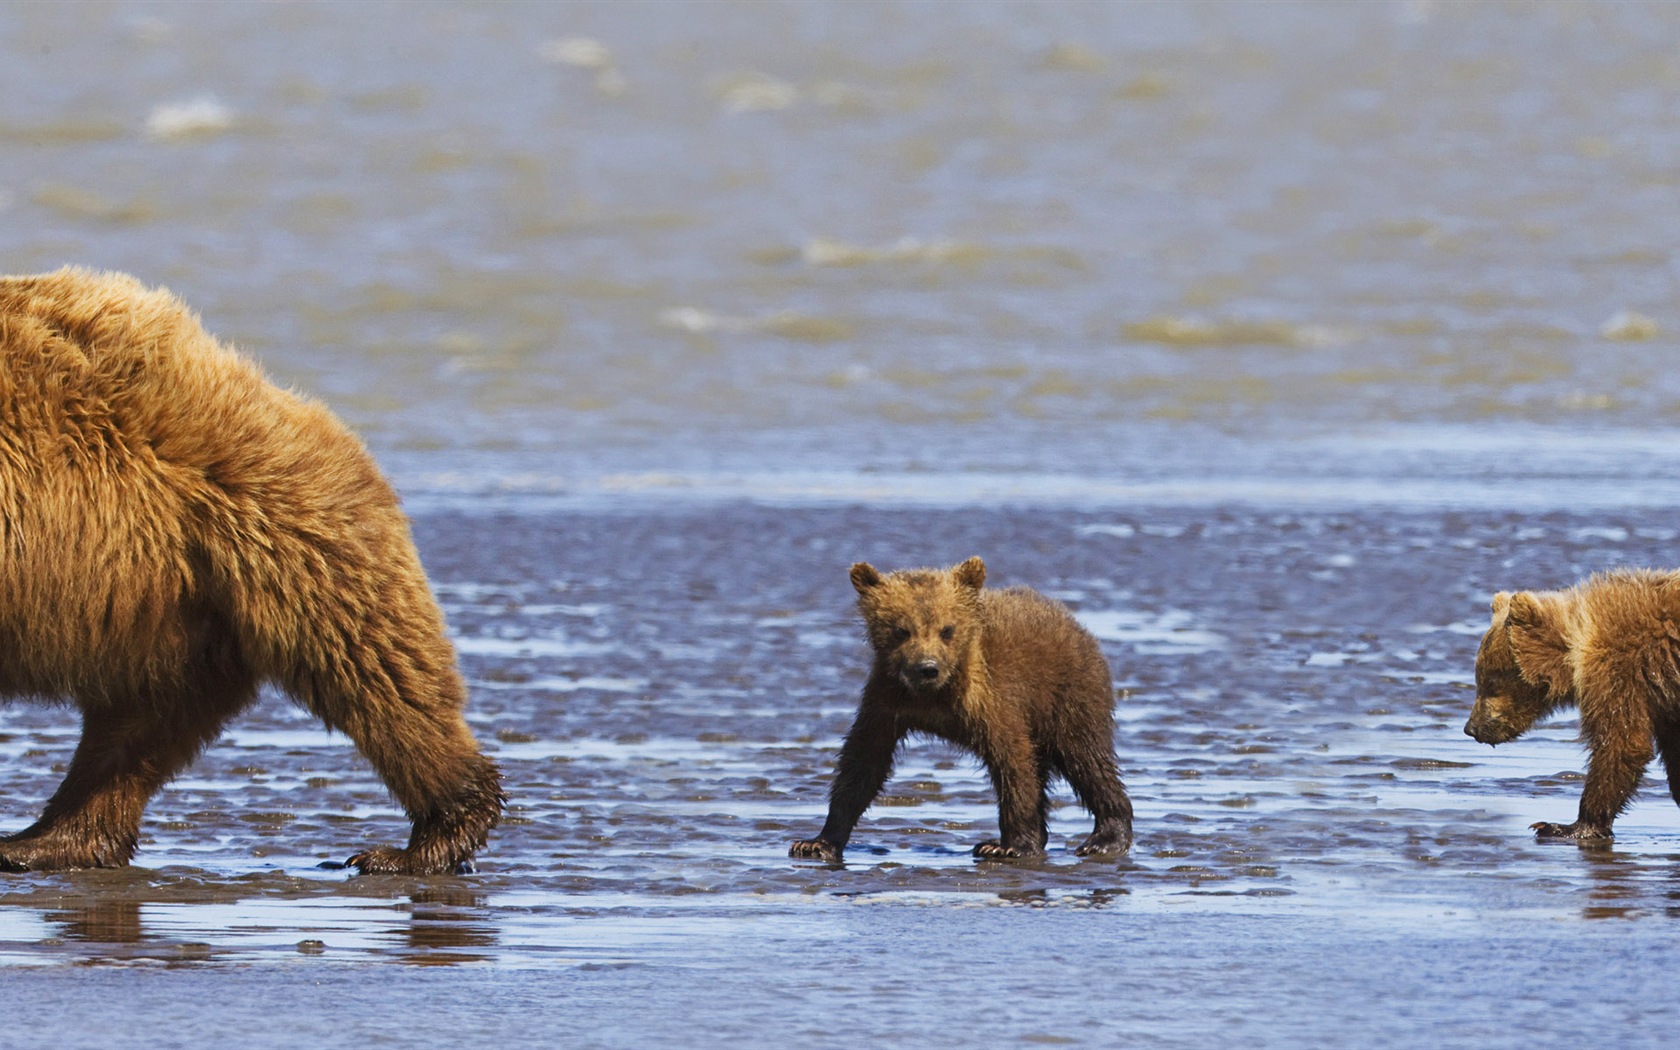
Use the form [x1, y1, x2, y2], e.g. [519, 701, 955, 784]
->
[0, 268, 502, 874]
[791, 556, 1132, 861]
[1466, 569, 1680, 842]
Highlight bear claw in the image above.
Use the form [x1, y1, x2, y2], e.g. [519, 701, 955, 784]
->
[789, 839, 842, 863]
[973, 840, 1037, 860]
[1074, 835, 1131, 857]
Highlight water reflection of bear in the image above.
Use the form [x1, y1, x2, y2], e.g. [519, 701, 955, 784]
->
[1575, 847, 1680, 921]
[38, 888, 497, 961]
[49, 899, 143, 945]
[399, 887, 497, 960]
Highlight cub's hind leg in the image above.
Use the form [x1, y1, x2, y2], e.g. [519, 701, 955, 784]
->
[1057, 743, 1133, 856]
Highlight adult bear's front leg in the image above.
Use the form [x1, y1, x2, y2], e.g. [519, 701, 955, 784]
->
[1, 678, 254, 871]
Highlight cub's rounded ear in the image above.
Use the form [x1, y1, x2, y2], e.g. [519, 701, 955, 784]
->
[1504, 592, 1571, 695]
[1505, 592, 1542, 628]
[1491, 591, 1512, 616]
[850, 562, 883, 593]
[953, 556, 986, 591]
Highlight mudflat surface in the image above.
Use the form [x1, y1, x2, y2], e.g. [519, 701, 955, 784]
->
[2, 503, 1678, 1047]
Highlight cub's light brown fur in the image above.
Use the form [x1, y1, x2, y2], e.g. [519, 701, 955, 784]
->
[1466, 568, 1680, 842]
[791, 556, 1132, 861]
[0, 267, 502, 873]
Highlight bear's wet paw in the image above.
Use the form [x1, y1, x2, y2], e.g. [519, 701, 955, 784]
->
[0, 845, 44, 873]
[346, 846, 472, 876]
[973, 840, 1024, 860]
[0, 836, 127, 872]
[789, 838, 842, 862]
[1531, 821, 1612, 842]
[1074, 830, 1132, 856]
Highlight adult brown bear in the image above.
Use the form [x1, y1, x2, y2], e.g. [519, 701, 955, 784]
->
[0, 268, 502, 874]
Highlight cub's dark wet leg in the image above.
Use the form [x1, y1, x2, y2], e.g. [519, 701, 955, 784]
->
[1656, 720, 1680, 808]
[1058, 746, 1134, 856]
[1533, 720, 1652, 842]
[973, 755, 1048, 860]
[790, 706, 900, 862]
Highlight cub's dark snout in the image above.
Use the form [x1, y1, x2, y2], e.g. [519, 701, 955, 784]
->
[1463, 702, 1521, 745]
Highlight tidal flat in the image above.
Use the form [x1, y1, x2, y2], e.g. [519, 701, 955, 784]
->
[1, 502, 1678, 1047]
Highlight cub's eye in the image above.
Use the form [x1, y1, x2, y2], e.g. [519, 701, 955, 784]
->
[888, 626, 911, 644]
[939, 625, 955, 642]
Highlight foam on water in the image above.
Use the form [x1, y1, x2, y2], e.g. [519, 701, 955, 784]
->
[1078, 608, 1227, 654]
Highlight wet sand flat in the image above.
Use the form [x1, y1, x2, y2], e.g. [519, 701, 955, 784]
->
[1, 501, 1678, 1046]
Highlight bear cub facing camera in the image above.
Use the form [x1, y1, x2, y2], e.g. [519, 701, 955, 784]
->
[790, 557, 1133, 862]
[1466, 569, 1680, 842]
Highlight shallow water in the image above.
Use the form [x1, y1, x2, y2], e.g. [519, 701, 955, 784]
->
[3, 505, 1680, 1046]
[6, 0, 1680, 1046]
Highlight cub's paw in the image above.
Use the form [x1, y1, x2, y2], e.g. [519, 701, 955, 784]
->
[789, 838, 842, 863]
[1074, 830, 1132, 857]
[973, 840, 1024, 860]
[1531, 821, 1612, 843]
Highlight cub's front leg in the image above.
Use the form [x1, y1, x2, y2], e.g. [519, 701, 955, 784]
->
[1534, 723, 1652, 844]
[788, 837, 843, 862]
[790, 706, 899, 862]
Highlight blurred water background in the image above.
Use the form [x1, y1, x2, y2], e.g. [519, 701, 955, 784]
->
[4, 2, 1680, 1047]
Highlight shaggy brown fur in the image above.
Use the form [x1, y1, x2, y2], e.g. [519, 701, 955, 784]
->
[790, 557, 1132, 861]
[1465, 569, 1680, 842]
[0, 267, 502, 873]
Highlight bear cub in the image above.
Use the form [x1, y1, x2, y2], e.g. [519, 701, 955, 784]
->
[1466, 569, 1680, 842]
[790, 556, 1133, 861]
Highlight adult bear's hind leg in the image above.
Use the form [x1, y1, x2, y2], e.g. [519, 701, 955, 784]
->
[290, 606, 503, 875]
[260, 511, 506, 876]
[340, 707, 504, 876]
